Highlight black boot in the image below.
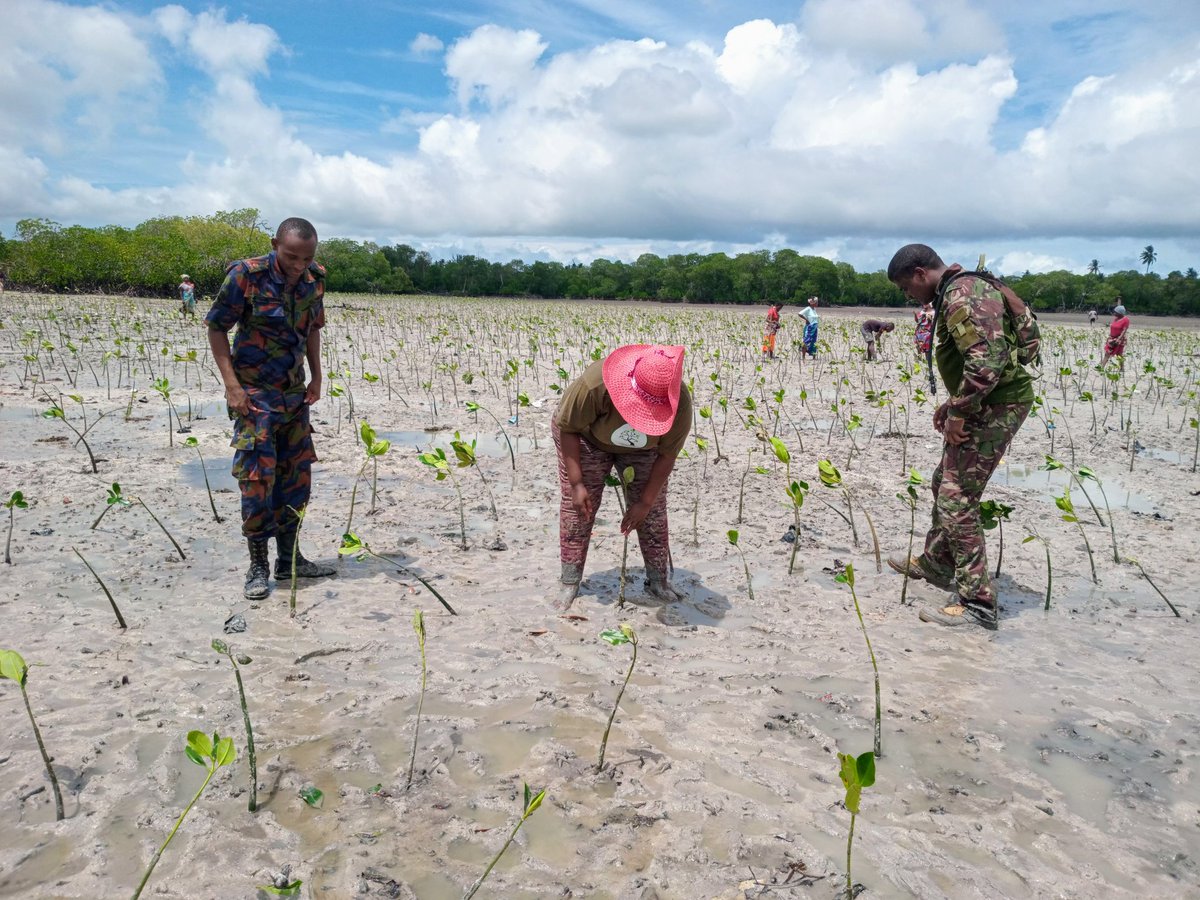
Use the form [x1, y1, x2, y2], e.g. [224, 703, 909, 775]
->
[275, 531, 335, 580]
[245, 538, 271, 600]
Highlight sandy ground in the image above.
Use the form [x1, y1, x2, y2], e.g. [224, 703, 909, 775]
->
[1, 294, 1198, 900]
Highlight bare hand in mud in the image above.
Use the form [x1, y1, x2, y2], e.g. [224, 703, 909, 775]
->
[621, 500, 651, 535]
[570, 482, 592, 519]
[225, 383, 251, 415]
[551, 582, 579, 611]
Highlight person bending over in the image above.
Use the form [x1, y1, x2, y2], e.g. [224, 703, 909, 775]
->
[552, 344, 691, 610]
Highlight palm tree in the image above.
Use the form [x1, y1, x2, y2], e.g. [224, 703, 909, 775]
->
[1087, 259, 1100, 276]
[1140, 245, 1157, 274]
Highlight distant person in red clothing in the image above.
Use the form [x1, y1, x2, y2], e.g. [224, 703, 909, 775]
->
[762, 303, 781, 359]
[861, 319, 895, 361]
[1101, 304, 1130, 370]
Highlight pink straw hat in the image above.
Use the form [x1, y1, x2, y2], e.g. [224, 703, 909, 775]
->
[601, 344, 686, 436]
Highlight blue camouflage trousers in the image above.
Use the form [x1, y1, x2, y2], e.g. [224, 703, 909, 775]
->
[231, 397, 317, 539]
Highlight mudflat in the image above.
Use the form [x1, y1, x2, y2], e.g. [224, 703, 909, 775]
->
[1, 294, 1196, 899]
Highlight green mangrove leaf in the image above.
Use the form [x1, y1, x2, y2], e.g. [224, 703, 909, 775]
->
[213, 735, 236, 767]
[599, 628, 630, 646]
[257, 880, 303, 896]
[0, 649, 29, 685]
[300, 786, 324, 808]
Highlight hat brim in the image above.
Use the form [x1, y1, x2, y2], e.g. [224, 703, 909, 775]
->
[602, 344, 685, 437]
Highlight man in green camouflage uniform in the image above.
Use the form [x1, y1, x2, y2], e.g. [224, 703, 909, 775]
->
[885, 244, 1036, 630]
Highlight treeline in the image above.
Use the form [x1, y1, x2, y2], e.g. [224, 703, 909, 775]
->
[3, 211, 1198, 315]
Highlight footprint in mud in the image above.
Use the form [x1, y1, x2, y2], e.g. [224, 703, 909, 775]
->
[656, 600, 727, 627]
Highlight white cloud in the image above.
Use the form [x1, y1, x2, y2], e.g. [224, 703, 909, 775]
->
[716, 19, 805, 94]
[410, 32, 444, 56]
[3, 2, 1199, 272]
[445, 24, 547, 106]
[0, 0, 160, 153]
[993, 251, 1078, 275]
[801, 0, 1001, 63]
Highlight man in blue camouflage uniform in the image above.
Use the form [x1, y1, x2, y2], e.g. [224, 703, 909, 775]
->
[206, 217, 335, 599]
[885, 244, 1037, 631]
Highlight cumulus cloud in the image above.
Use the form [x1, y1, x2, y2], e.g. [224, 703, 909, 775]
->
[410, 32, 444, 56]
[0, 0, 160, 154]
[445, 25, 547, 106]
[3, 0, 1199, 268]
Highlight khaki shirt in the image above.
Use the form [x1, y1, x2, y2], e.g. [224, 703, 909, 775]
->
[556, 361, 691, 456]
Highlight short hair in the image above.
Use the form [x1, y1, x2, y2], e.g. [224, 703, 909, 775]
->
[276, 217, 318, 241]
[887, 244, 943, 282]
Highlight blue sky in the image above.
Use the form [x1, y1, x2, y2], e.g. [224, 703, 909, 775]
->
[4, 0, 1199, 276]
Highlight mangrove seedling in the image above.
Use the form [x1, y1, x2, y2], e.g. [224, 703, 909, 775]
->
[820, 459, 882, 572]
[1055, 487, 1097, 584]
[151, 376, 186, 446]
[699, 404, 727, 463]
[604, 466, 635, 606]
[769, 438, 809, 575]
[596, 623, 638, 773]
[346, 421, 392, 536]
[1041, 454, 1105, 526]
[834, 563, 882, 759]
[464, 400, 517, 471]
[978, 499, 1014, 578]
[5, 490, 28, 564]
[257, 866, 303, 896]
[212, 639, 257, 812]
[183, 437, 223, 523]
[92, 482, 131, 529]
[1124, 556, 1181, 618]
[42, 401, 98, 473]
[727, 530, 755, 601]
[285, 504, 307, 617]
[0, 649, 65, 821]
[895, 469, 925, 605]
[135, 493, 188, 561]
[1022, 530, 1053, 610]
[1076, 466, 1119, 564]
[417, 446, 467, 550]
[131, 730, 235, 900]
[72, 547, 127, 628]
[1191, 416, 1198, 474]
[462, 782, 547, 900]
[450, 432, 498, 520]
[405, 610, 427, 791]
[338, 532, 457, 615]
[838, 749, 876, 900]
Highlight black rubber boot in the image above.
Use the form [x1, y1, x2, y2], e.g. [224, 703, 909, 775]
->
[244, 538, 271, 600]
[274, 531, 335, 580]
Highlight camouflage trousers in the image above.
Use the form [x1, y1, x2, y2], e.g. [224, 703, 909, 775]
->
[231, 401, 318, 540]
[552, 418, 670, 583]
[918, 402, 1030, 605]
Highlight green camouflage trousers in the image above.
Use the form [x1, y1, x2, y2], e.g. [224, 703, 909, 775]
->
[918, 402, 1030, 605]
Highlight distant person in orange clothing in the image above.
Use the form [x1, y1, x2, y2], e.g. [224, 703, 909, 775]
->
[1101, 304, 1130, 370]
[762, 303, 782, 359]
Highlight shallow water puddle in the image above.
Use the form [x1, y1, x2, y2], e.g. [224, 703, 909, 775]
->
[380, 429, 536, 458]
[995, 463, 1160, 513]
